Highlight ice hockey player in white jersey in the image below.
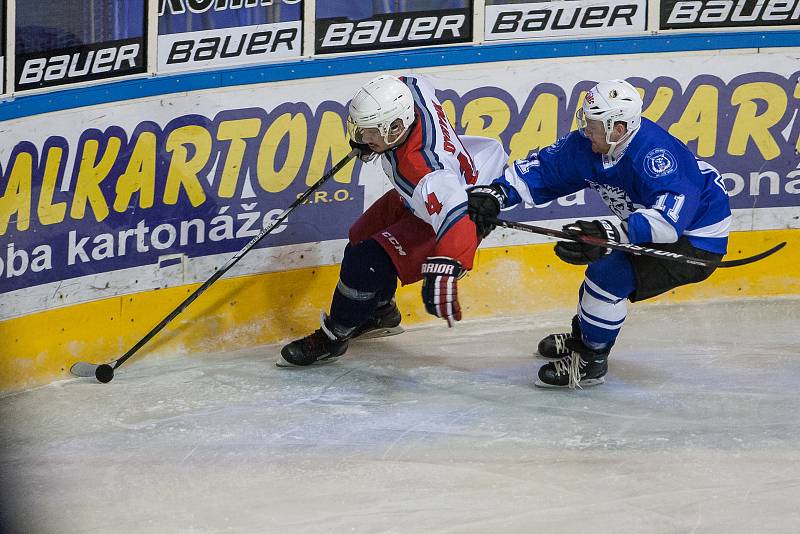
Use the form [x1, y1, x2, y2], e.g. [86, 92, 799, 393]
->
[278, 73, 507, 367]
[467, 79, 732, 388]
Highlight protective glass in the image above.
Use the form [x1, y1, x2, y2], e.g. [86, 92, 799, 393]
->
[348, 116, 407, 147]
[575, 107, 588, 130]
[346, 115, 365, 144]
[576, 107, 589, 137]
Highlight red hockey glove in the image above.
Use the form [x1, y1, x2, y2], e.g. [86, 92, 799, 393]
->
[421, 257, 464, 327]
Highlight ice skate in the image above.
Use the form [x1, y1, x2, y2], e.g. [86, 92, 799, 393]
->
[535, 337, 609, 389]
[351, 300, 404, 340]
[537, 315, 580, 358]
[277, 315, 349, 367]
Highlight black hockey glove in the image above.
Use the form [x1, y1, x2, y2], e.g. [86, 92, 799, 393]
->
[554, 220, 622, 265]
[421, 257, 464, 327]
[467, 184, 507, 239]
[349, 139, 375, 162]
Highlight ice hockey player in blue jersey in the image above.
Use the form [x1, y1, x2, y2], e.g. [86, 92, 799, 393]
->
[467, 79, 732, 389]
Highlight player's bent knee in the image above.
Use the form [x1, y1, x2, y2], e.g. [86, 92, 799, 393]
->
[585, 251, 636, 296]
[340, 239, 397, 292]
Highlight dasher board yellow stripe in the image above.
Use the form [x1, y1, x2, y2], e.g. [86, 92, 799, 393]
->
[1, 229, 797, 392]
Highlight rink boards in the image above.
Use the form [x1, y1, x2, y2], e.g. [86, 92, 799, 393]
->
[1, 46, 799, 390]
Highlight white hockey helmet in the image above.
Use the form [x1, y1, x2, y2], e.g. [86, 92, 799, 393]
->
[347, 74, 415, 146]
[576, 79, 643, 148]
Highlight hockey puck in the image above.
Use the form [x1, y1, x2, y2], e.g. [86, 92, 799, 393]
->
[95, 364, 114, 383]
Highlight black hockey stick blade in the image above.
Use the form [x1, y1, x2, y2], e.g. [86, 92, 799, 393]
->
[491, 218, 786, 269]
[70, 149, 358, 382]
[69, 360, 115, 377]
[718, 241, 786, 268]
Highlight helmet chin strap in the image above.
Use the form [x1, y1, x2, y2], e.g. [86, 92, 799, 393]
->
[382, 119, 413, 147]
[383, 128, 405, 146]
[603, 125, 638, 159]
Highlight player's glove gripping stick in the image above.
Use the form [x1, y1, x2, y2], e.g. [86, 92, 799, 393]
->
[466, 184, 507, 239]
[491, 218, 786, 269]
[554, 219, 624, 265]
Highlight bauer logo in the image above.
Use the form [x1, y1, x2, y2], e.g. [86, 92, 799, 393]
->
[315, 9, 472, 54]
[485, 0, 646, 40]
[661, 0, 800, 29]
[15, 39, 145, 90]
[158, 21, 301, 73]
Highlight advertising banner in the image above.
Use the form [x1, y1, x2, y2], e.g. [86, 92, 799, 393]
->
[315, 2, 472, 54]
[1, 0, 5, 93]
[661, 0, 800, 29]
[485, 0, 647, 41]
[158, 0, 302, 73]
[16, 39, 145, 91]
[14, 1, 147, 91]
[1, 52, 798, 318]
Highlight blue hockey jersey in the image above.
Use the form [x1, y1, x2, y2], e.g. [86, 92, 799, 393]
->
[496, 118, 732, 254]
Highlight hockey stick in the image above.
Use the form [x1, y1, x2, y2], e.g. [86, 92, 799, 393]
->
[490, 218, 786, 268]
[71, 149, 358, 383]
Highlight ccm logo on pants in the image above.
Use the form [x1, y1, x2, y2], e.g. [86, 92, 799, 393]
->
[381, 232, 407, 256]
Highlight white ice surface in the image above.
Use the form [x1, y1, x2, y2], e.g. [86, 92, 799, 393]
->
[2, 298, 800, 533]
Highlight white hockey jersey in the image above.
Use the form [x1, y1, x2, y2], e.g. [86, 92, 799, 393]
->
[378, 74, 507, 267]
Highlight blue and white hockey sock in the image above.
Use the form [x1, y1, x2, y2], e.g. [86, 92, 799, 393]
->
[577, 252, 636, 349]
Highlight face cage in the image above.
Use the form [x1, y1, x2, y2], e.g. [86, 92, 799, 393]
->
[575, 108, 588, 137]
[576, 107, 621, 144]
[347, 115, 407, 146]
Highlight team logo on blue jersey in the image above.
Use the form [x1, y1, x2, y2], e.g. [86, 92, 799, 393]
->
[644, 148, 677, 178]
[588, 181, 641, 219]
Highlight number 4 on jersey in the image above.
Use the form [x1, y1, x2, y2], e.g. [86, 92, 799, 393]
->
[425, 192, 443, 215]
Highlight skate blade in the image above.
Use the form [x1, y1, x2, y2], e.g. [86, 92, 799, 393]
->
[275, 355, 341, 368]
[353, 326, 404, 341]
[534, 376, 605, 389]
